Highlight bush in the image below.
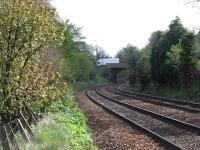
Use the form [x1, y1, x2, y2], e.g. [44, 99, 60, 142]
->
[97, 66, 110, 79]
[139, 74, 151, 90]
[129, 74, 137, 86]
[21, 90, 97, 150]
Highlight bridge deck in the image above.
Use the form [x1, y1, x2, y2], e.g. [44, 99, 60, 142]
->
[106, 63, 128, 69]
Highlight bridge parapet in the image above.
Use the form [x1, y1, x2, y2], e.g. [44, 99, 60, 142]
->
[106, 63, 128, 69]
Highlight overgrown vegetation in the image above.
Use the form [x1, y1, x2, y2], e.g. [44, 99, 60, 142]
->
[0, 0, 102, 149]
[20, 90, 97, 150]
[60, 21, 110, 91]
[2, 0, 200, 149]
[117, 16, 200, 100]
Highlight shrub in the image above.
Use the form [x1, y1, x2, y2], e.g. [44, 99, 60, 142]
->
[139, 74, 151, 90]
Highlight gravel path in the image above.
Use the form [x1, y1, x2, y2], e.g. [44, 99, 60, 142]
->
[76, 90, 164, 150]
[89, 89, 200, 150]
[103, 88, 200, 127]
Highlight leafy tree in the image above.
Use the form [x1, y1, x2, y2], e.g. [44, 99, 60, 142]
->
[150, 17, 187, 85]
[94, 45, 109, 61]
[195, 31, 200, 52]
[61, 22, 96, 82]
[149, 31, 164, 82]
[138, 47, 151, 74]
[166, 42, 182, 76]
[179, 32, 196, 84]
[62, 22, 85, 58]
[0, 0, 65, 122]
[71, 52, 95, 81]
[116, 44, 140, 73]
[137, 47, 151, 90]
[116, 44, 140, 85]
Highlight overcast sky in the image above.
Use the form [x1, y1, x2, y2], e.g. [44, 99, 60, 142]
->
[51, 0, 200, 56]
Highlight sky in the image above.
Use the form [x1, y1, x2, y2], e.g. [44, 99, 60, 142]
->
[51, 0, 200, 57]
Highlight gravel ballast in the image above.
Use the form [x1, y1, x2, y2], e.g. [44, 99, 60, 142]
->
[76, 90, 164, 150]
[89, 89, 200, 150]
[104, 88, 200, 127]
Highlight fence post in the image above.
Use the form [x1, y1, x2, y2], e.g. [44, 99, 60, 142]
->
[25, 103, 39, 122]
[4, 123, 20, 150]
[24, 106, 37, 126]
[14, 119, 30, 144]
[19, 112, 34, 141]
[0, 126, 10, 150]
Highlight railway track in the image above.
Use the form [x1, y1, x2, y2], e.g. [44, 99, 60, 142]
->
[114, 86, 200, 111]
[86, 87, 200, 150]
[108, 87, 200, 114]
[106, 88, 200, 127]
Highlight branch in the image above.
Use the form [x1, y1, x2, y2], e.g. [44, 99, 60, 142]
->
[10, 25, 34, 61]
[22, 38, 49, 69]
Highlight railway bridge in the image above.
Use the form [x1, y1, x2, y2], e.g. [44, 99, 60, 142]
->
[106, 63, 128, 83]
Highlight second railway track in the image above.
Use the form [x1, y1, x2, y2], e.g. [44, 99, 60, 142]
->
[113, 86, 200, 111]
[106, 87, 200, 127]
[86, 87, 200, 150]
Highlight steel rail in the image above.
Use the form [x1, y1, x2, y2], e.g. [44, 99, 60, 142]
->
[114, 86, 200, 109]
[85, 89, 183, 150]
[109, 88, 200, 113]
[96, 88, 200, 134]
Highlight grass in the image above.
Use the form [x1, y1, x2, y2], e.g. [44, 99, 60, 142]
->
[19, 90, 98, 150]
[73, 75, 110, 91]
[21, 116, 70, 150]
[124, 82, 200, 102]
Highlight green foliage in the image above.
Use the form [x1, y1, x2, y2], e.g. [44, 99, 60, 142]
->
[34, 122, 68, 150]
[23, 90, 97, 150]
[53, 112, 95, 150]
[179, 32, 196, 84]
[73, 75, 110, 91]
[116, 44, 140, 85]
[124, 81, 200, 102]
[62, 23, 85, 58]
[149, 31, 164, 83]
[0, 0, 65, 122]
[97, 66, 110, 79]
[166, 43, 182, 68]
[61, 22, 96, 83]
[51, 90, 96, 149]
[117, 44, 140, 73]
[137, 48, 151, 90]
[150, 17, 188, 85]
[139, 74, 151, 90]
[196, 61, 200, 71]
[58, 58, 73, 82]
[71, 52, 95, 81]
[137, 47, 151, 74]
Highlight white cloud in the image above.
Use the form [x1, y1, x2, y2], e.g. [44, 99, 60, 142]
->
[51, 0, 200, 56]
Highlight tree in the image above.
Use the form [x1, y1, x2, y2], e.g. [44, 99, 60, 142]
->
[61, 22, 96, 82]
[71, 52, 95, 81]
[150, 17, 187, 85]
[94, 45, 109, 61]
[137, 47, 151, 90]
[179, 32, 196, 84]
[166, 42, 182, 72]
[116, 44, 140, 73]
[62, 22, 85, 58]
[116, 44, 140, 85]
[0, 0, 65, 122]
[149, 31, 164, 83]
